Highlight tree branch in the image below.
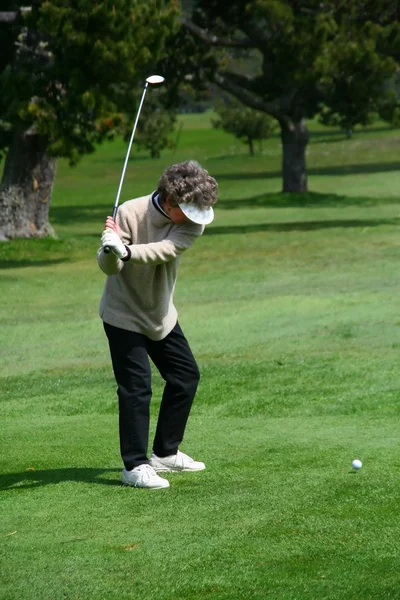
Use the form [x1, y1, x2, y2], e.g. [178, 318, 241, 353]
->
[213, 72, 281, 119]
[180, 17, 257, 49]
[221, 71, 259, 93]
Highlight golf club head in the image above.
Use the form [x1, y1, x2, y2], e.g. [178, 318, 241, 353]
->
[146, 75, 165, 85]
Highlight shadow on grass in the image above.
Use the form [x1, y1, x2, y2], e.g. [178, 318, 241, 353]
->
[309, 126, 395, 143]
[206, 216, 400, 236]
[50, 204, 108, 226]
[0, 258, 69, 270]
[49, 189, 400, 229]
[216, 191, 399, 210]
[0, 468, 122, 490]
[213, 161, 400, 182]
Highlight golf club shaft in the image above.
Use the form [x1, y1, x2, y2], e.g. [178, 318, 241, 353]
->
[103, 81, 149, 253]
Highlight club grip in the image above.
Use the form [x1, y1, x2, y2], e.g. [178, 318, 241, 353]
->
[103, 207, 118, 254]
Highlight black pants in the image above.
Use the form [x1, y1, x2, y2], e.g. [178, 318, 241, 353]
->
[104, 321, 200, 471]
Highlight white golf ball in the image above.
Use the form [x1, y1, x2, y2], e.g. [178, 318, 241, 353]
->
[352, 459, 362, 471]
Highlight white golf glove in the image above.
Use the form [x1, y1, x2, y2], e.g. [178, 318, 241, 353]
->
[101, 229, 128, 259]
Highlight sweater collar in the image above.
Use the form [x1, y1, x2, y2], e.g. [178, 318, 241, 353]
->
[150, 192, 172, 227]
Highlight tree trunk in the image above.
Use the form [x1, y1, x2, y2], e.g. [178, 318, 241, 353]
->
[280, 118, 309, 192]
[248, 138, 254, 156]
[0, 128, 56, 240]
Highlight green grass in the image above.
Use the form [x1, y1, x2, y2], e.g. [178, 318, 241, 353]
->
[1, 113, 400, 599]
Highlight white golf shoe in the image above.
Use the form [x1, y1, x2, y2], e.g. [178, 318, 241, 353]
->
[150, 450, 206, 472]
[122, 464, 170, 489]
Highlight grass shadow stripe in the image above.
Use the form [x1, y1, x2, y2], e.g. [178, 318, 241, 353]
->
[0, 468, 122, 490]
[205, 217, 400, 236]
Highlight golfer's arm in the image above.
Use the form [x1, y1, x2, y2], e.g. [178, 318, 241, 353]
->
[126, 228, 203, 265]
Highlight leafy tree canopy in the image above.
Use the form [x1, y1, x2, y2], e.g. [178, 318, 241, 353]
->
[0, 0, 179, 164]
[177, 0, 400, 190]
[184, 0, 400, 123]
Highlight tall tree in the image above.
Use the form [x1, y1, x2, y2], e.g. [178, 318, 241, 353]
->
[181, 0, 400, 192]
[0, 0, 178, 240]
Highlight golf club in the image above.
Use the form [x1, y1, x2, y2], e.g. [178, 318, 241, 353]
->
[103, 74, 165, 253]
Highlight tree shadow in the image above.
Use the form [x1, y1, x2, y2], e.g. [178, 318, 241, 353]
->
[0, 258, 69, 270]
[97, 153, 156, 165]
[310, 162, 400, 176]
[0, 467, 122, 491]
[50, 204, 109, 226]
[213, 161, 400, 182]
[309, 126, 394, 143]
[215, 191, 394, 210]
[206, 216, 400, 236]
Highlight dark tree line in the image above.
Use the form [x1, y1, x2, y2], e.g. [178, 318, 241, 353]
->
[0, 1, 177, 240]
[1, 1, 399, 240]
[179, 1, 400, 191]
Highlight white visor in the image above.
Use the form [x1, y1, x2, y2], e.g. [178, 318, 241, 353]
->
[178, 202, 214, 225]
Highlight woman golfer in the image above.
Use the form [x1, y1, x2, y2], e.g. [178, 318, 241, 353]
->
[97, 160, 218, 489]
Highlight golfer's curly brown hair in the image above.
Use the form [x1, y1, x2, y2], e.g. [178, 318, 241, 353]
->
[157, 160, 218, 208]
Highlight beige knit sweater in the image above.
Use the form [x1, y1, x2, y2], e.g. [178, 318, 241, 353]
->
[97, 193, 204, 340]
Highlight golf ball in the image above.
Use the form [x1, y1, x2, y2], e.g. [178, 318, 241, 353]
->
[352, 459, 362, 471]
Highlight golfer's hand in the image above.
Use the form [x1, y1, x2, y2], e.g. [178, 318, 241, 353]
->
[104, 216, 118, 232]
[101, 229, 127, 259]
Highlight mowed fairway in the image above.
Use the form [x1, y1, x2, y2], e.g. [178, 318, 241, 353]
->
[1, 113, 400, 599]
